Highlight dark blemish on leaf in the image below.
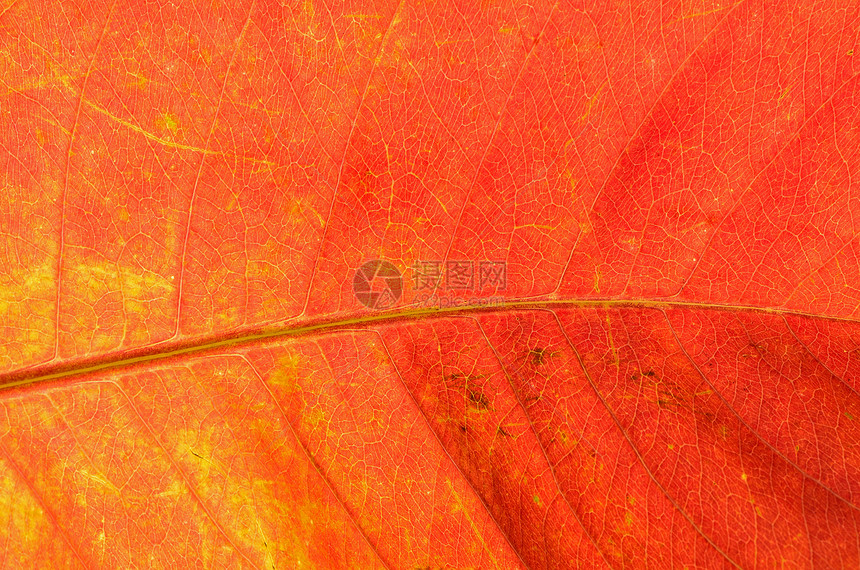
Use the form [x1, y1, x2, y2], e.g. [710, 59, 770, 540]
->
[467, 389, 492, 410]
[529, 346, 560, 366]
[530, 347, 547, 365]
[458, 424, 467, 433]
[498, 426, 512, 437]
[190, 450, 202, 459]
[631, 370, 655, 381]
[448, 372, 486, 386]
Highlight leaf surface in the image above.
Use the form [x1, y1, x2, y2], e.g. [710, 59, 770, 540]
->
[1, 0, 859, 567]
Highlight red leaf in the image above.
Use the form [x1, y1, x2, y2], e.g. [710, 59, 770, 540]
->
[1, 0, 859, 567]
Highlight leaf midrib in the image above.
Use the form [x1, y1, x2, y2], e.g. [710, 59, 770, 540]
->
[4, 298, 857, 391]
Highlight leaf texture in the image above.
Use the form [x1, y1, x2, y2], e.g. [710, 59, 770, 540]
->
[0, 0, 859, 567]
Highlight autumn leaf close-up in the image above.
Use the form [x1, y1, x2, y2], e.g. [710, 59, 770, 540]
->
[1, 0, 859, 567]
